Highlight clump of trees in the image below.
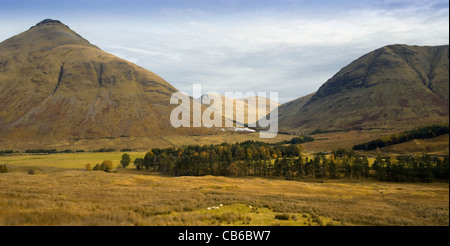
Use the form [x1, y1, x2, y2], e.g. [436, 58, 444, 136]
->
[25, 149, 58, 154]
[132, 141, 448, 182]
[22, 149, 85, 154]
[371, 155, 449, 182]
[135, 141, 303, 177]
[353, 124, 449, 151]
[88, 160, 114, 172]
[92, 148, 116, 153]
[279, 136, 315, 145]
[134, 158, 144, 170]
[290, 136, 315, 144]
[120, 148, 136, 152]
[0, 150, 15, 155]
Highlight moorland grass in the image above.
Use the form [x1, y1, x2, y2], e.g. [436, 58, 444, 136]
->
[0, 166, 447, 226]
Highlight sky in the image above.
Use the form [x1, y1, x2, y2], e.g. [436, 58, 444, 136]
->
[0, 0, 448, 103]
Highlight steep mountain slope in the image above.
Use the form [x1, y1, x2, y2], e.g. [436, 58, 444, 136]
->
[0, 19, 211, 142]
[278, 44, 449, 132]
[277, 92, 315, 130]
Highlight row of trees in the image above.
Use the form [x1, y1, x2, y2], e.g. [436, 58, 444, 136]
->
[353, 124, 449, 150]
[0, 150, 16, 155]
[0, 148, 134, 155]
[371, 155, 448, 182]
[129, 141, 449, 182]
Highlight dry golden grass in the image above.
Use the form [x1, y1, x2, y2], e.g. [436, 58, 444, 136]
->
[302, 129, 450, 156]
[302, 129, 402, 152]
[0, 131, 448, 226]
[375, 134, 449, 156]
[3, 128, 446, 157]
[0, 165, 447, 226]
[0, 132, 293, 152]
[163, 132, 293, 148]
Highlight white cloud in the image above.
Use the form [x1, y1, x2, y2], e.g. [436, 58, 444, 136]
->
[98, 6, 446, 103]
[1, 1, 448, 103]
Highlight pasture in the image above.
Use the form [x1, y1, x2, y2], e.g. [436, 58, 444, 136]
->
[0, 152, 448, 226]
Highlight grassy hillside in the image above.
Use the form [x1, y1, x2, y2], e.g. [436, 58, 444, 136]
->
[276, 92, 315, 133]
[374, 134, 449, 156]
[278, 44, 449, 132]
[0, 132, 294, 152]
[353, 124, 449, 151]
[0, 19, 214, 144]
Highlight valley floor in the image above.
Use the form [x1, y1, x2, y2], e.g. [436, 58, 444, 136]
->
[0, 131, 448, 226]
[0, 165, 448, 226]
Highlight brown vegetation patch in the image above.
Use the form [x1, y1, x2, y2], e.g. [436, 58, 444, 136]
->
[0, 168, 447, 226]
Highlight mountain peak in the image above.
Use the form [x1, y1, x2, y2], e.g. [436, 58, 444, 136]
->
[31, 19, 69, 29]
[278, 44, 449, 131]
[0, 19, 214, 146]
[0, 18, 99, 52]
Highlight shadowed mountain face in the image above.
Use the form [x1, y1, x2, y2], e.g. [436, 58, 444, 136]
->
[278, 44, 449, 132]
[0, 19, 211, 140]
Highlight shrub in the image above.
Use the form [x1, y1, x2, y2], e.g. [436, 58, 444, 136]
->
[25, 149, 57, 154]
[93, 163, 100, 171]
[0, 150, 14, 155]
[120, 153, 131, 168]
[275, 213, 290, 220]
[291, 136, 314, 144]
[85, 163, 92, 171]
[0, 164, 8, 173]
[92, 148, 116, 153]
[134, 158, 144, 170]
[100, 160, 114, 172]
[120, 148, 136, 152]
[27, 169, 35, 175]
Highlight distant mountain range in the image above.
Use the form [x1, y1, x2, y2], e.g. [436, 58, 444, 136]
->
[200, 93, 280, 126]
[277, 44, 449, 132]
[0, 19, 212, 141]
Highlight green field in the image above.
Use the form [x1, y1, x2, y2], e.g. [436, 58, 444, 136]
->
[0, 152, 146, 169]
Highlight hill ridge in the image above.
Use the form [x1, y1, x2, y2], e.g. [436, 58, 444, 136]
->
[278, 44, 449, 132]
[0, 19, 213, 144]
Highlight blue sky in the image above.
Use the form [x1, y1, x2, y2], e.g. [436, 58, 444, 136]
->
[1, 0, 449, 103]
